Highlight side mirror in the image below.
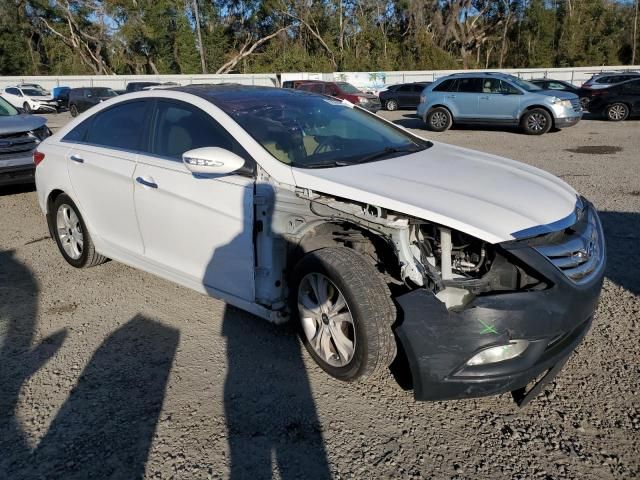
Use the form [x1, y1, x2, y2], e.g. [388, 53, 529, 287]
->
[182, 147, 245, 175]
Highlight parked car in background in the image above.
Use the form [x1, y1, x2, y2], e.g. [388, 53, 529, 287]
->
[0, 96, 50, 186]
[417, 73, 582, 135]
[581, 71, 640, 90]
[35, 85, 605, 404]
[16, 83, 48, 93]
[296, 81, 381, 112]
[68, 87, 119, 117]
[1, 86, 58, 113]
[378, 82, 431, 111]
[586, 78, 640, 121]
[125, 81, 162, 93]
[529, 78, 591, 110]
[282, 80, 321, 89]
[51, 86, 71, 111]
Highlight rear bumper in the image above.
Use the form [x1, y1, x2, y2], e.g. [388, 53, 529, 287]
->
[394, 216, 605, 403]
[0, 163, 35, 186]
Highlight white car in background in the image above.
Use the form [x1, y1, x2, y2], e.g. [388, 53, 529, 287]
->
[34, 85, 605, 405]
[1, 86, 58, 113]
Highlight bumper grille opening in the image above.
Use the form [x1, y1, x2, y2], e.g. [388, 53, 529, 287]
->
[0, 131, 37, 156]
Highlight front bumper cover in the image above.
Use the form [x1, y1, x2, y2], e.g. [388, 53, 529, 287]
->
[394, 216, 605, 403]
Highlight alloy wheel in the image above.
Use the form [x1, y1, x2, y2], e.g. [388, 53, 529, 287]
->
[298, 273, 356, 367]
[526, 112, 547, 131]
[56, 204, 84, 260]
[430, 111, 448, 129]
[386, 100, 398, 111]
[607, 104, 627, 121]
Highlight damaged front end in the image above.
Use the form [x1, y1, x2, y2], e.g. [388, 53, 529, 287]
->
[393, 198, 605, 404]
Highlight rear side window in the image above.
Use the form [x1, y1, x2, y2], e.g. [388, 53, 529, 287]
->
[85, 101, 148, 151]
[397, 85, 413, 92]
[151, 100, 234, 161]
[411, 84, 426, 92]
[456, 78, 482, 93]
[62, 119, 91, 143]
[5, 88, 20, 95]
[433, 79, 456, 92]
[620, 80, 640, 94]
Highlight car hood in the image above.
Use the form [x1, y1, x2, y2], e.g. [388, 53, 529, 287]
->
[537, 90, 578, 100]
[0, 114, 46, 134]
[291, 142, 578, 244]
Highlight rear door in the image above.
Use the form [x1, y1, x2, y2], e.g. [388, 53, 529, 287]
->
[477, 79, 521, 121]
[619, 80, 640, 113]
[448, 77, 481, 119]
[133, 99, 256, 300]
[394, 85, 413, 107]
[65, 100, 150, 254]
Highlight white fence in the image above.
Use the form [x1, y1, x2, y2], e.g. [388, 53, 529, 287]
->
[0, 65, 638, 92]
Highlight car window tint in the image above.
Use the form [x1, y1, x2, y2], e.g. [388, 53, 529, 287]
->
[151, 101, 234, 161]
[411, 84, 426, 92]
[62, 118, 91, 143]
[397, 85, 412, 92]
[548, 81, 566, 90]
[621, 80, 640, 94]
[457, 78, 482, 93]
[85, 101, 147, 151]
[433, 79, 455, 92]
[6, 88, 19, 95]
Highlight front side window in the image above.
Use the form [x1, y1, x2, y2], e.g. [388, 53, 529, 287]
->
[547, 81, 567, 90]
[336, 82, 360, 94]
[219, 93, 431, 168]
[150, 100, 235, 161]
[85, 101, 148, 151]
[397, 85, 413, 92]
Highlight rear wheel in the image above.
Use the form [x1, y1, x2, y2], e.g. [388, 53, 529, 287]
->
[69, 104, 78, 117]
[292, 247, 396, 381]
[52, 194, 107, 268]
[605, 103, 629, 121]
[23, 102, 31, 114]
[521, 108, 552, 135]
[385, 99, 398, 111]
[425, 107, 452, 132]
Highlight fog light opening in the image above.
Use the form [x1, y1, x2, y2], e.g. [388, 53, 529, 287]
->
[466, 340, 530, 366]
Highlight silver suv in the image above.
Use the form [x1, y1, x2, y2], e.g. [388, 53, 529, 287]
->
[582, 71, 640, 90]
[0, 97, 50, 186]
[417, 73, 582, 135]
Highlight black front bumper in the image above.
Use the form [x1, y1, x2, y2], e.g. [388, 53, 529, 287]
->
[0, 164, 35, 186]
[394, 223, 605, 403]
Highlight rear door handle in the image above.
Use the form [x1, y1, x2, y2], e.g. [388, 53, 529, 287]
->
[136, 177, 158, 189]
[69, 154, 84, 163]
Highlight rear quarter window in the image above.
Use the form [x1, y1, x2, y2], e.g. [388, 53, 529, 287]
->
[433, 79, 456, 92]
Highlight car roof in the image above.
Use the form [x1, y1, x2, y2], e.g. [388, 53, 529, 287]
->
[441, 72, 514, 80]
[169, 84, 317, 106]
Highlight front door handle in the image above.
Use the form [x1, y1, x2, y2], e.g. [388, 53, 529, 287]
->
[69, 154, 84, 163]
[136, 177, 158, 189]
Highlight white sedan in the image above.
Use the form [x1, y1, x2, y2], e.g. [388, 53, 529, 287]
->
[35, 86, 605, 403]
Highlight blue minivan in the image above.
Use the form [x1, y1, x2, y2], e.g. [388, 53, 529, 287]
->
[417, 72, 582, 135]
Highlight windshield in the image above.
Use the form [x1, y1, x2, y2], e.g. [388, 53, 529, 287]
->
[223, 93, 430, 168]
[509, 77, 542, 92]
[22, 88, 46, 96]
[337, 82, 361, 94]
[0, 97, 18, 116]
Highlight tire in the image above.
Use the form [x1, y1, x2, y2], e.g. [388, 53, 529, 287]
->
[605, 103, 629, 121]
[23, 102, 31, 114]
[425, 107, 452, 132]
[521, 108, 552, 135]
[579, 96, 590, 111]
[385, 99, 398, 111]
[291, 247, 397, 381]
[69, 104, 78, 117]
[51, 194, 107, 269]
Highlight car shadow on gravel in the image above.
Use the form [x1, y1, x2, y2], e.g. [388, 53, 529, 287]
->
[0, 249, 180, 479]
[0, 183, 35, 197]
[599, 211, 640, 296]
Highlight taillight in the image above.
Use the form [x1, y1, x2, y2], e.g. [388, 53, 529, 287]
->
[33, 150, 45, 167]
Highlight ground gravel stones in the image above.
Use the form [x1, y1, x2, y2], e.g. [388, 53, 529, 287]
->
[0, 111, 638, 479]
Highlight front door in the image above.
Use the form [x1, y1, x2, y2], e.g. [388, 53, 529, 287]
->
[133, 99, 255, 301]
[477, 79, 521, 121]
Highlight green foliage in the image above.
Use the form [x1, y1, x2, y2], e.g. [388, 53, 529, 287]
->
[0, 0, 638, 76]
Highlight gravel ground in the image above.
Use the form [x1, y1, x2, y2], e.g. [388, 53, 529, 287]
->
[0, 110, 638, 479]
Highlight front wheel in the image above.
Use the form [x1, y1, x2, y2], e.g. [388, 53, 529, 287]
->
[292, 247, 397, 381]
[521, 108, 552, 135]
[425, 107, 452, 132]
[69, 104, 78, 117]
[605, 103, 629, 121]
[51, 194, 107, 268]
[23, 102, 31, 114]
[385, 99, 398, 111]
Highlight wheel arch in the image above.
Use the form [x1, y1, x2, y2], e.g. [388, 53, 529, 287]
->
[521, 104, 555, 127]
[424, 104, 453, 122]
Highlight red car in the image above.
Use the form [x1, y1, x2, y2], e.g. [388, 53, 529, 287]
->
[296, 81, 381, 112]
